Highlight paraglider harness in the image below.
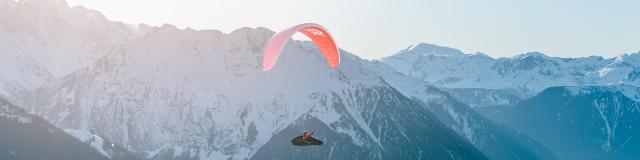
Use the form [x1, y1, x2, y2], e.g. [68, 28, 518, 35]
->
[291, 131, 323, 146]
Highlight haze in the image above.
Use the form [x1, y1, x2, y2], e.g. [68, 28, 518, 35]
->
[65, 0, 640, 59]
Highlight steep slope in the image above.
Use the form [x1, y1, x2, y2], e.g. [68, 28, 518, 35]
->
[0, 50, 52, 103]
[0, 0, 135, 77]
[0, 0, 136, 104]
[24, 25, 487, 159]
[371, 61, 556, 160]
[2, 1, 556, 159]
[495, 86, 640, 160]
[382, 43, 640, 100]
[251, 87, 484, 160]
[443, 88, 523, 108]
[0, 97, 138, 159]
[64, 129, 142, 159]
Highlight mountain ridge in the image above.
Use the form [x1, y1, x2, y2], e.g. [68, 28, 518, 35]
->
[383, 42, 640, 101]
[0, 97, 140, 160]
[20, 25, 491, 159]
[485, 85, 640, 159]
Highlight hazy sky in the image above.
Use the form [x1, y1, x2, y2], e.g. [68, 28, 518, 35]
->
[65, 0, 639, 59]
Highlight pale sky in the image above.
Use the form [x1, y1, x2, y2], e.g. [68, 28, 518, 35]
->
[65, 0, 639, 59]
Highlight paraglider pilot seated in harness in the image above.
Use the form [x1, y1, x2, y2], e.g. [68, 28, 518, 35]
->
[291, 131, 323, 146]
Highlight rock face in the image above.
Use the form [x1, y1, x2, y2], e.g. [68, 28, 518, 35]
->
[0, 97, 138, 160]
[490, 86, 640, 160]
[251, 87, 485, 160]
[0, 48, 52, 103]
[382, 44, 640, 160]
[64, 129, 142, 160]
[442, 88, 523, 108]
[2, 1, 557, 159]
[382, 43, 640, 100]
[373, 63, 556, 160]
[21, 24, 488, 159]
[0, 0, 135, 77]
[0, 0, 133, 103]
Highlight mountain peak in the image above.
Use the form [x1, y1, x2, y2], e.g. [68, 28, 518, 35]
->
[18, 0, 68, 7]
[381, 43, 467, 75]
[229, 26, 274, 38]
[611, 52, 640, 66]
[515, 52, 550, 59]
[471, 52, 492, 58]
[159, 23, 178, 30]
[401, 43, 465, 57]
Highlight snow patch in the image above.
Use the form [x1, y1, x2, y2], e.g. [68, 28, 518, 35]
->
[0, 105, 32, 124]
[63, 129, 112, 158]
[310, 111, 342, 126]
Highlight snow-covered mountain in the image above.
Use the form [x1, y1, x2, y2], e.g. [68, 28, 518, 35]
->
[0, 97, 138, 159]
[20, 23, 490, 159]
[0, 0, 134, 104]
[442, 88, 523, 108]
[0, 0, 134, 77]
[250, 87, 486, 160]
[64, 128, 142, 159]
[0, 49, 52, 103]
[486, 86, 640, 160]
[0, 0, 562, 159]
[370, 62, 555, 160]
[382, 43, 640, 102]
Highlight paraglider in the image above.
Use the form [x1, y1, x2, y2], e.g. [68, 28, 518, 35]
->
[291, 131, 323, 146]
[262, 23, 340, 71]
[262, 23, 332, 146]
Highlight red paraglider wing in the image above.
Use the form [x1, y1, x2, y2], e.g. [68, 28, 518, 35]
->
[262, 23, 340, 71]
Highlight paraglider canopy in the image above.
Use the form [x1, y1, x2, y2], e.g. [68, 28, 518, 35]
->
[262, 23, 340, 71]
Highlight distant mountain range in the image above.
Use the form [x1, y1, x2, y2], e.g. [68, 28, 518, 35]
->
[479, 86, 640, 159]
[0, 0, 554, 159]
[380, 43, 640, 159]
[382, 43, 640, 106]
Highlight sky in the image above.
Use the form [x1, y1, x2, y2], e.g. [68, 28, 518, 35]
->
[65, 0, 639, 59]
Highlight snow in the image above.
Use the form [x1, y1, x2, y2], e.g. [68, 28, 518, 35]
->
[0, 103, 32, 124]
[565, 85, 640, 102]
[382, 43, 640, 98]
[146, 144, 170, 159]
[598, 67, 615, 77]
[16, 16, 397, 158]
[64, 129, 112, 158]
[0, 0, 133, 77]
[8, 150, 16, 156]
[200, 150, 230, 160]
[617, 86, 640, 101]
[310, 112, 342, 127]
[4, 1, 638, 159]
[444, 105, 474, 144]
[342, 98, 385, 149]
[557, 85, 640, 153]
[0, 112, 32, 124]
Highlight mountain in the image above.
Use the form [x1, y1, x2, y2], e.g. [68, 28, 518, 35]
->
[381, 43, 640, 159]
[0, 97, 140, 159]
[0, 0, 135, 104]
[0, 1, 562, 159]
[0, 48, 52, 103]
[371, 62, 556, 160]
[19, 21, 490, 159]
[382, 43, 640, 101]
[489, 86, 640, 159]
[251, 87, 485, 160]
[64, 129, 143, 159]
[442, 88, 523, 108]
[0, 0, 134, 77]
